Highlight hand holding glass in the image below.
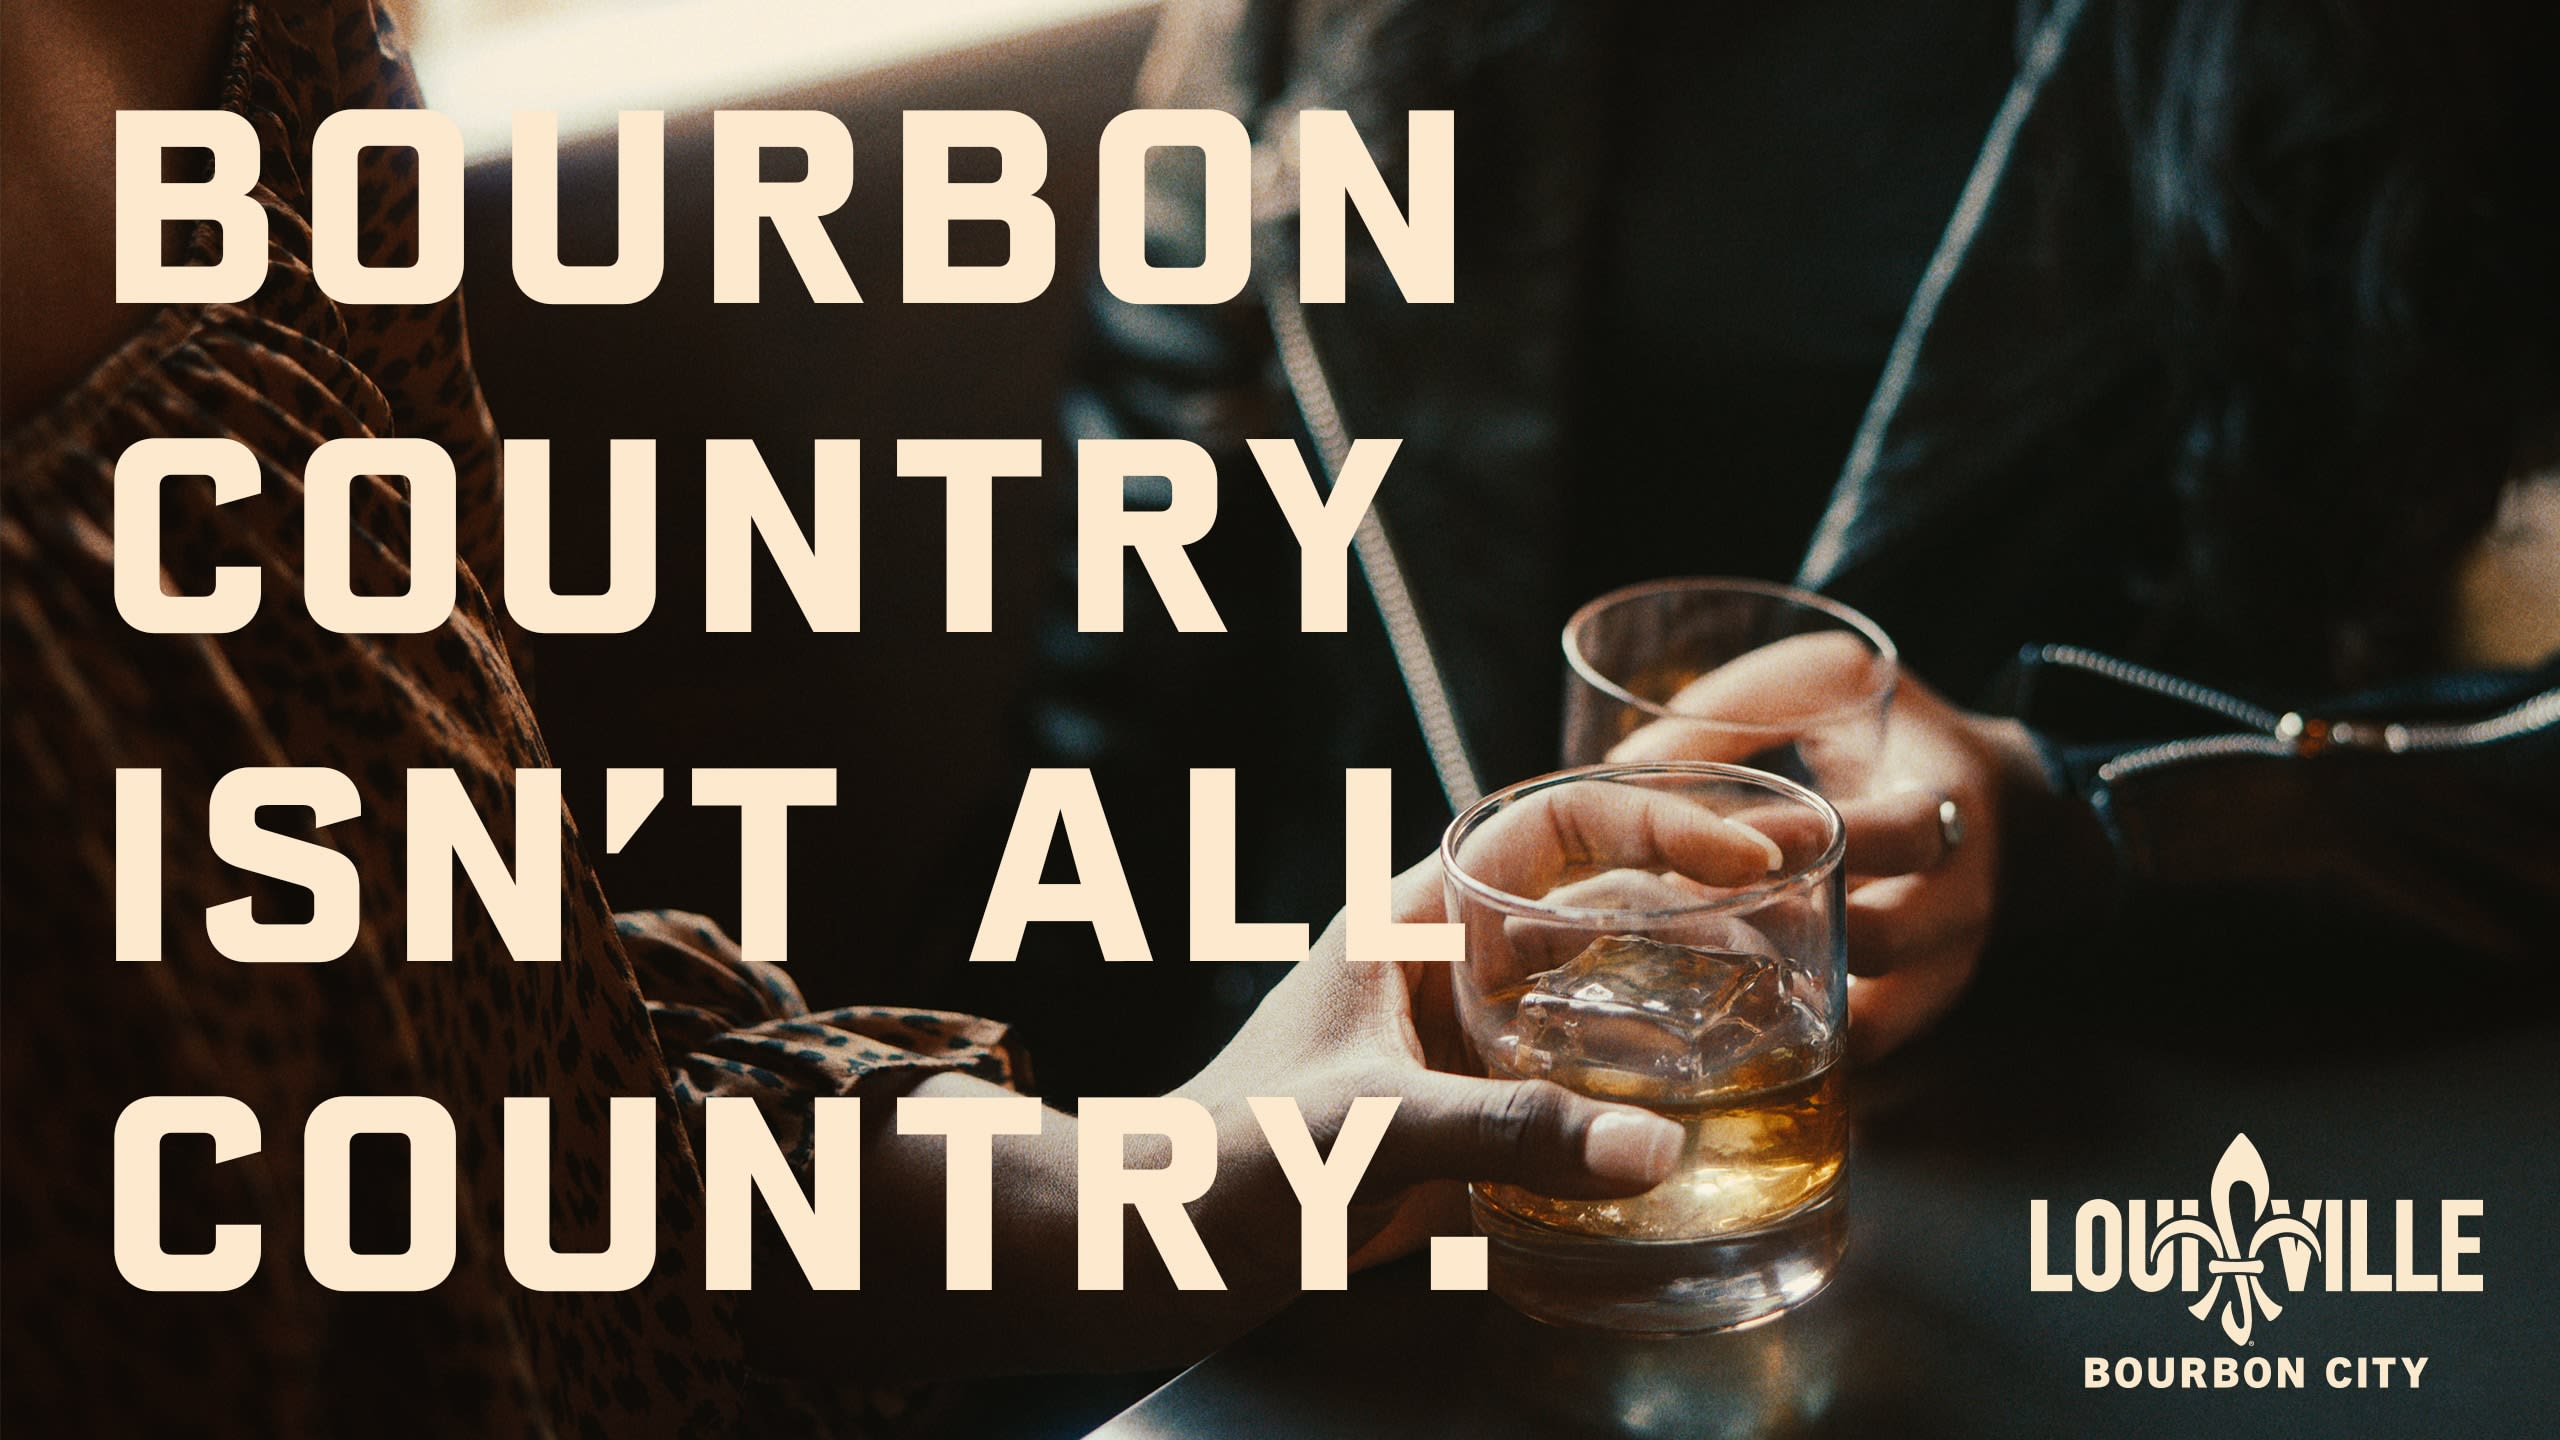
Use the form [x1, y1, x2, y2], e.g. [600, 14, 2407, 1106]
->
[1563, 578, 1897, 796]
[1441, 763, 1849, 1333]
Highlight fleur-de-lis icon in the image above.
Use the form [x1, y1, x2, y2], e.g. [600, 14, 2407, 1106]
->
[2149, 1133, 2321, 1345]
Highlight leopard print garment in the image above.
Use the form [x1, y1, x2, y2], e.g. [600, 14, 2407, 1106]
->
[0, 4, 1011, 1434]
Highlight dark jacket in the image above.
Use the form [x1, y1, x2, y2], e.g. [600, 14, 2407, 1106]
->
[1030, 0, 2557, 1079]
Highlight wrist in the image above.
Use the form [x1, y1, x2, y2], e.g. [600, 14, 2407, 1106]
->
[1975, 717, 2114, 940]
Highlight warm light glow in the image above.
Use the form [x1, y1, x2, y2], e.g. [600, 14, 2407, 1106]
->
[411, 0, 1152, 161]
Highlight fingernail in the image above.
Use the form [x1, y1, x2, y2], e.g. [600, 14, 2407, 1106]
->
[1736, 821, 1784, 873]
[1582, 1110, 1683, 1185]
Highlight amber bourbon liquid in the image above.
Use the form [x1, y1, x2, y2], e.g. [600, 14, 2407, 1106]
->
[1468, 934, 1850, 1332]
[1478, 1051, 1844, 1241]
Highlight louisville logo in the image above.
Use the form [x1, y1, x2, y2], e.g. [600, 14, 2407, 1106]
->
[2147, 1134, 2322, 1344]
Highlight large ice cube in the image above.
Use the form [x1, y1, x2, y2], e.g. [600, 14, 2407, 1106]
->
[1495, 935, 1827, 1098]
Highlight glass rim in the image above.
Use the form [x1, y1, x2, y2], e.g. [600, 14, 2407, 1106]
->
[1439, 761, 1847, 922]
[1561, 577, 1901, 731]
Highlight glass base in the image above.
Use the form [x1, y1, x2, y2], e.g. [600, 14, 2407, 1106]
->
[1472, 1186, 1847, 1335]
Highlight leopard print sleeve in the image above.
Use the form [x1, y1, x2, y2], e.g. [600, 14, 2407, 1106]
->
[615, 909, 1021, 1171]
[1, 2, 1015, 1434]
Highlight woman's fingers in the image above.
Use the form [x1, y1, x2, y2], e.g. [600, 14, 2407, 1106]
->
[1493, 871, 1777, 976]
[1656, 631, 1887, 725]
[1837, 788, 1955, 878]
[1722, 799, 1836, 864]
[1538, 866, 1717, 912]
[1843, 872, 1979, 975]
[1537, 785, 1785, 884]
[1846, 960, 1970, 1065]
[1604, 631, 1889, 764]
[1366, 1070, 1683, 1200]
[1346, 1182, 1469, 1271]
[1604, 714, 1780, 765]
[1455, 781, 1783, 897]
[1497, 869, 1711, 972]
[1841, 870, 1985, 1060]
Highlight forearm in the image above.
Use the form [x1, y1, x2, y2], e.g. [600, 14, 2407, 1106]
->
[1990, 648, 2560, 965]
[1979, 716, 2121, 945]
